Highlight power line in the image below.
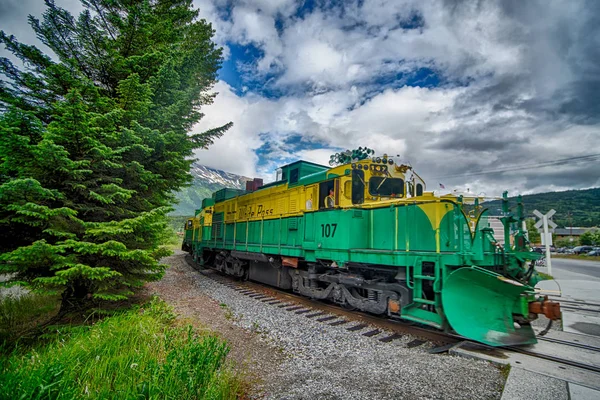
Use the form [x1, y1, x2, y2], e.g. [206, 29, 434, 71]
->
[433, 153, 600, 180]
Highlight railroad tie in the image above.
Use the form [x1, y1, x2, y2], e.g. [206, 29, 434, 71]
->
[261, 298, 276, 302]
[277, 303, 292, 308]
[286, 306, 304, 312]
[305, 312, 326, 318]
[379, 333, 403, 343]
[252, 295, 269, 300]
[406, 339, 426, 348]
[317, 316, 337, 322]
[329, 320, 349, 326]
[248, 293, 264, 298]
[428, 343, 457, 354]
[267, 300, 282, 305]
[239, 290, 254, 295]
[295, 309, 312, 314]
[346, 323, 368, 332]
[362, 329, 381, 337]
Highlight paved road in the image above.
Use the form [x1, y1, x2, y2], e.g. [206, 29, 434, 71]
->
[536, 257, 600, 304]
[536, 257, 600, 339]
[550, 258, 600, 280]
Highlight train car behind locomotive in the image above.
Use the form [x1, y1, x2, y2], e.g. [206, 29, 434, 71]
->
[183, 149, 560, 346]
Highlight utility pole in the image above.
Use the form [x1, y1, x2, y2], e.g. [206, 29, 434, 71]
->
[567, 212, 573, 243]
[534, 209, 557, 276]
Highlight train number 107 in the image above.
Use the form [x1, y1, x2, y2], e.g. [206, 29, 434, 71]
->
[320, 223, 338, 238]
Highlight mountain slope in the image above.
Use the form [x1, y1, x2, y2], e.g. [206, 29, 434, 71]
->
[484, 188, 600, 227]
[171, 163, 250, 216]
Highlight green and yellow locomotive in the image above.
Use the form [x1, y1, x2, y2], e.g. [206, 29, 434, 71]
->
[183, 150, 560, 346]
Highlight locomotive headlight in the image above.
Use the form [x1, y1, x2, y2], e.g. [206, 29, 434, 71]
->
[376, 157, 381, 163]
[388, 159, 394, 165]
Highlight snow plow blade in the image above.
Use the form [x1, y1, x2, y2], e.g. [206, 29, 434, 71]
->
[441, 267, 537, 346]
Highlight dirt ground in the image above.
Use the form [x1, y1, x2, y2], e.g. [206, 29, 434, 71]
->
[144, 252, 283, 394]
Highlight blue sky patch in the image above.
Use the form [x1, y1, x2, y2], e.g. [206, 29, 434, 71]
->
[255, 133, 331, 168]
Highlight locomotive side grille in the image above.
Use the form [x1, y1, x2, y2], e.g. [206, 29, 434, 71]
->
[353, 210, 363, 218]
[213, 223, 222, 239]
[290, 199, 297, 213]
[289, 218, 298, 230]
[212, 212, 224, 239]
[225, 203, 235, 222]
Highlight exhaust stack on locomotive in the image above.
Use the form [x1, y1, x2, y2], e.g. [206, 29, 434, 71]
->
[183, 148, 560, 346]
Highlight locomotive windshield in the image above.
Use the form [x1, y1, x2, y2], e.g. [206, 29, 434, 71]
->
[369, 177, 404, 197]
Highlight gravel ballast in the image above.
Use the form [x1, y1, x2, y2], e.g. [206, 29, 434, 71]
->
[150, 252, 504, 399]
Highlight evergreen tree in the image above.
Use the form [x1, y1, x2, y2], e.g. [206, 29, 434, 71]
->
[525, 219, 541, 244]
[0, 0, 231, 312]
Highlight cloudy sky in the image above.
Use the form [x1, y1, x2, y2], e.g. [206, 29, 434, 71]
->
[2, 0, 599, 195]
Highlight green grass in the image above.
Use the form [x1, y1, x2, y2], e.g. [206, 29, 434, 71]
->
[0, 292, 60, 346]
[162, 227, 184, 251]
[537, 272, 554, 281]
[0, 297, 244, 399]
[553, 254, 599, 261]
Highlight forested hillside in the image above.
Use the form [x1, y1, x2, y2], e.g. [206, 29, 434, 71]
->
[484, 188, 600, 227]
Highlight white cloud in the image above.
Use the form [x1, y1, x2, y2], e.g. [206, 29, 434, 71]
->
[192, 81, 274, 178]
[297, 148, 338, 166]
[195, 82, 462, 181]
[3, 0, 597, 195]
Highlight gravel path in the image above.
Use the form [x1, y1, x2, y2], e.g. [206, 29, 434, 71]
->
[148, 251, 504, 399]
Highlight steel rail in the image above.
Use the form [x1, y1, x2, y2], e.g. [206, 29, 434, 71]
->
[537, 336, 600, 353]
[505, 344, 600, 374]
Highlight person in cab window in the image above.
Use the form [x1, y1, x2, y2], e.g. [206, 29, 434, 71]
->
[325, 188, 335, 208]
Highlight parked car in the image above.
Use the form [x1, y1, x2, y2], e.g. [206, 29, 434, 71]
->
[573, 245, 595, 254]
[587, 248, 600, 257]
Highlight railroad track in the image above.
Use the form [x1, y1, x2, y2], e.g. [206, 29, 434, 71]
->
[186, 256, 600, 388]
[185, 255, 457, 350]
[538, 335, 600, 352]
[508, 341, 600, 374]
[550, 297, 600, 315]
[197, 267, 457, 350]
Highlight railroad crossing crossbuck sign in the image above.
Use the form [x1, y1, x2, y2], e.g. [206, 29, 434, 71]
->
[533, 209, 557, 244]
[533, 209, 556, 274]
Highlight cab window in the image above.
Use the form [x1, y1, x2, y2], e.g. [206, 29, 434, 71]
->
[416, 183, 423, 196]
[318, 180, 335, 209]
[368, 177, 404, 197]
[352, 169, 365, 204]
[290, 168, 299, 184]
